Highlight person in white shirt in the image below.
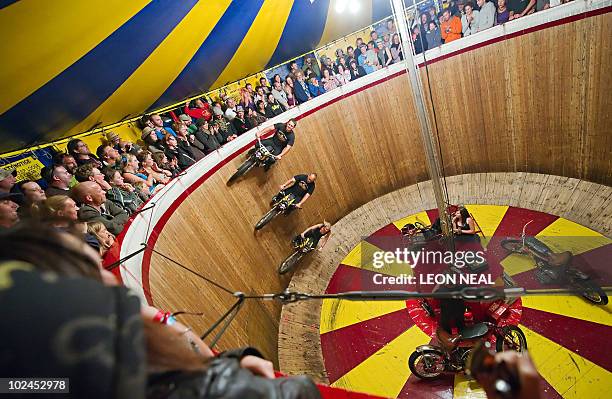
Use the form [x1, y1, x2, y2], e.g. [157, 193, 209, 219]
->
[461, 2, 480, 36]
[476, 0, 496, 31]
[271, 81, 290, 110]
[224, 98, 237, 121]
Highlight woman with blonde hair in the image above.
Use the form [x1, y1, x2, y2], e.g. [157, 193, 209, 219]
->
[32, 195, 79, 227]
[32, 195, 102, 251]
[87, 221, 116, 256]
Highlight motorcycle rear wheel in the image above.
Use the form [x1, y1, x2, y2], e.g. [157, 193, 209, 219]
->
[278, 251, 305, 274]
[408, 349, 446, 380]
[500, 239, 523, 254]
[255, 208, 279, 230]
[496, 325, 528, 353]
[574, 280, 608, 305]
[227, 158, 256, 185]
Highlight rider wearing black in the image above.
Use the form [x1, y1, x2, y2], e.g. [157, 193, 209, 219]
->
[255, 119, 297, 171]
[274, 173, 316, 212]
[293, 221, 332, 249]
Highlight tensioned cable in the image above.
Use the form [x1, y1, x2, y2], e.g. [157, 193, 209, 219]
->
[149, 247, 236, 296]
[415, 21, 451, 208]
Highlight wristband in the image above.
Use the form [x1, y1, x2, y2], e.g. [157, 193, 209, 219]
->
[153, 310, 176, 325]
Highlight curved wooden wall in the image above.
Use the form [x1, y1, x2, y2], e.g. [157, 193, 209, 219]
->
[278, 172, 612, 381]
[113, 4, 611, 367]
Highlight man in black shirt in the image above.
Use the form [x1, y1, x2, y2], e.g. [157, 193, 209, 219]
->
[274, 173, 316, 210]
[255, 119, 297, 170]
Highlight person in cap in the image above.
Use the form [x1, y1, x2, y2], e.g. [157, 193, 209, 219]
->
[106, 131, 140, 156]
[0, 168, 17, 194]
[179, 114, 198, 134]
[0, 192, 20, 229]
[141, 126, 165, 154]
[232, 106, 249, 135]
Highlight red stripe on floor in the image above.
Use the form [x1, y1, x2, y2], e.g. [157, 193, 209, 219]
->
[321, 308, 414, 384]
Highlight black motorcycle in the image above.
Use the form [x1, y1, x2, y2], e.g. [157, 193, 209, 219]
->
[500, 220, 608, 305]
[227, 139, 275, 184]
[278, 236, 316, 275]
[254, 190, 297, 230]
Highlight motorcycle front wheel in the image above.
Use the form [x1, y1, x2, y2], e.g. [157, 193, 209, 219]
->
[496, 325, 528, 353]
[227, 158, 256, 185]
[408, 349, 446, 380]
[574, 280, 608, 305]
[278, 251, 305, 274]
[255, 208, 279, 230]
[500, 239, 523, 254]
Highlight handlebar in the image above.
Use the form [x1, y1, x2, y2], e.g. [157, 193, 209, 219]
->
[520, 220, 534, 242]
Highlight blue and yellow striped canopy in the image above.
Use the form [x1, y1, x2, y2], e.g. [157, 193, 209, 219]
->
[0, 0, 395, 152]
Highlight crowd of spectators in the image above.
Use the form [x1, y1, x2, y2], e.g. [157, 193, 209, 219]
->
[409, 0, 569, 53]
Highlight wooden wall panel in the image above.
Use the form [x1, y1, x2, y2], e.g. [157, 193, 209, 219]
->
[148, 14, 611, 366]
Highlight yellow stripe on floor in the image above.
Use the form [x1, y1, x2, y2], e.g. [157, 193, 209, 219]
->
[341, 240, 414, 277]
[320, 299, 407, 334]
[536, 218, 611, 255]
[501, 253, 538, 276]
[331, 325, 430, 398]
[521, 325, 612, 398]
[0, 0, 149, 114]
[453, 373, 487, 399]
[521, 295, 612, 326]
[465, 204, 509, 248]
[392, 211, 431, 231]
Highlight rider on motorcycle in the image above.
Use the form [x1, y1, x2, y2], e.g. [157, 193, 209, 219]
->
[272, 173, 316, 213]
[292, 221, 332, 250]
[255, 119, 297, 171]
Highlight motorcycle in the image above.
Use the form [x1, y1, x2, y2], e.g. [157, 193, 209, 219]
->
[500, 220, 608, 305]
[254, 190, 296, 230]
[278, 236, 316, 275]
[408, 322, 527, 380]
[227, 139, 275, 184]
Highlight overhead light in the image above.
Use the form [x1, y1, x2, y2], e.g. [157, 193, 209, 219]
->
[335, 0, 361, 14]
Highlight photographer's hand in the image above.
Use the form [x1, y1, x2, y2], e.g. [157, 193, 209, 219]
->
[477, 351, 541, 399]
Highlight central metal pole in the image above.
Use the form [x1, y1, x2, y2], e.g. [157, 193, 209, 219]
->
[389, 0, 453, 241]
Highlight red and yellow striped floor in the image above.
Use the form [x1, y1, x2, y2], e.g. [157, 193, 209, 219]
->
[319, 205, 612, 398]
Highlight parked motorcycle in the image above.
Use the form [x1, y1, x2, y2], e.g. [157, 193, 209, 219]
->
[500, 220, 608, 305]
[278, 236, 316, 275]
[227, 139, 275, 184]
[254, 190, 296, 230]
[408, 322, 527, 380]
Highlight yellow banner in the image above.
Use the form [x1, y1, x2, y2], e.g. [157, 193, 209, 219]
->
[3, 157, 46, 181]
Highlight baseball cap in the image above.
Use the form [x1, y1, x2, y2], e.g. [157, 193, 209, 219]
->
[141, 127, 154, 140]
[0, 168, 17, 180]
[0, 191, 22, 202]
[179, 114, 191, 122]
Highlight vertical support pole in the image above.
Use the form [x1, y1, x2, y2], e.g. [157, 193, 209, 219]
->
[389, 0, 453, 241]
